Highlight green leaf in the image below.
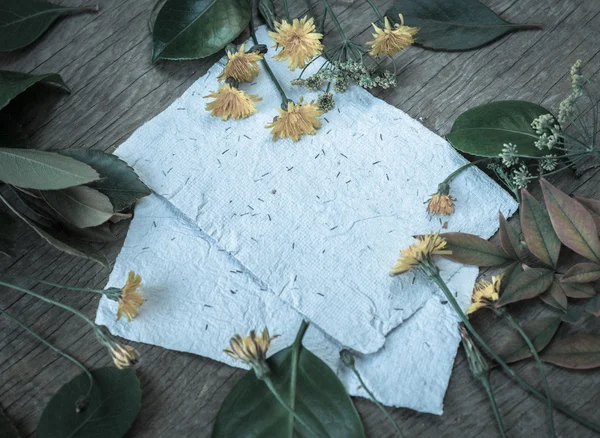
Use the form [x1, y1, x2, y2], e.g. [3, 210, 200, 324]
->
[497, 268, 554, 306]
[520, 189, 561, 268]
[386, 0, 541, 51]
[213, 325, 365, 438]
[541, 178, 600, 263]
[0, 1, 98, 52]
[0, 211, 18, 257]
[541, 334, 600, 369]
[498, 211, 522, 260]
[0, 70, 68, 110]
[575, 196, 600, 232]
[0, 406, 19, 438]
[500, 261, 522, 294]
[561, 281, 596, 299]
[41, 186, 116, 229]
[58, 149, 151, 211]
[0, 148, 99, 190]
[439, 232, 511, 266]
[584, 295, 600, 317]
[447, 101, 551, 158]
[152, 0, 251, 61]
[497, 316, 561, 363]
[0, 114, 28, 148]
[561, 263, 600, 284]
[258, 0, 277, 31]
[539, 280, 568, 311]
[561, 308, 587, 326]
[37, 368, 141, 438]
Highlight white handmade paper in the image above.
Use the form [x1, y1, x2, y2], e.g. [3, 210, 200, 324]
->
[97, 194, 476, 414]
[112, 27, 517, 353]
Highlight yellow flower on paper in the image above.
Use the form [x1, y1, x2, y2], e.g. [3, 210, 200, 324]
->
[467, 276, 502, 315]
[266, 100, 322, 141]
[205, 84, 262, 121]
[117, 271, 144, 322]
[367, 14, 418, 57]
[218, 44, 264, 83]
[427, 193, 455, 216]
[225, 328, 279, 378]
[268, 16, 324, 70]
[390, 233, 451, 275]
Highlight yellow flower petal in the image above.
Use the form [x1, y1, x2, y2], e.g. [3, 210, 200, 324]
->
[390, 233, 452, 275]
[268, 16, 323, 70]
[266, 100, 323, 141]
[218, 43, 264, 82]
[427, 193, 455, 216]
[117, 270, 144, 322]
[205, 84, 262, 121]
[366, 14, 418, 57]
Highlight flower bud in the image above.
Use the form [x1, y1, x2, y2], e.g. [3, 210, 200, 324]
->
[339, 349, 355, 368]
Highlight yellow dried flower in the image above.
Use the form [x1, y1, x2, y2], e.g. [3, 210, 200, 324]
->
[268, 16, 324, 70]
[225, 328, 279, 378]
[390, 233, 451, 275]
[117, 271, 144, 322]
[110, 343, 140, 369]
[266, 100, 322, 141]
[427, 193, 455, 216]
[367, 14, 418, 57]
[218, 44, 264, 83]
[467, 276, 502, 315]
[205, 84, 262, 120]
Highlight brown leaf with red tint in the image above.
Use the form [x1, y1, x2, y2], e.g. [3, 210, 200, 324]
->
[440, 232, 511, 266]
[520, 188, 561, 268]
[541, 334, 600, 369]
[497, 268, 554, 306]
[561, 263, 600, 283]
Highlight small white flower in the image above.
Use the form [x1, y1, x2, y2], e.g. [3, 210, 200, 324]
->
[512, 164, 532, 189]
[499, 143, 519, 167]
[540, 154, 558, 172]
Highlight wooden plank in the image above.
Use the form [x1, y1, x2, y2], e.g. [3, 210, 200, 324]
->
[1, 0, 599, 436]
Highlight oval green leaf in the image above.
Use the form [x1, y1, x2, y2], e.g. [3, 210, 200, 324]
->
[497, 268, 554, 306]
[561, 281, 596, 299]
[447, 101, 551, 158]
[561, 308, 588, 326]
[561, 263, 600, 284]
[541, 334, 600, 369]
[41, 186, 115, 229]
[440, 232, 511, 266]
[498, 211, 523, 260]
[520, 189, 561, 268]
[37, 368, 141, 438]
[0, 70, 68, 110]
[541, 178, 600, 263]
[540, 280, 568, 311]
[386, 0, 541, 51]
[152, 0, 251, 61]
[584, 295, 600, 317]
[497, 316, 561, 363]
[0, 148, 99, 190]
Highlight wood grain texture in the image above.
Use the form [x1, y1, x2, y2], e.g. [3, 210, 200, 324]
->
[1, 0, 599, 436]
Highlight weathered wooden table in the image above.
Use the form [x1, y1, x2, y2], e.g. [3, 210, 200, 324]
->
[1, 0, 599, 436]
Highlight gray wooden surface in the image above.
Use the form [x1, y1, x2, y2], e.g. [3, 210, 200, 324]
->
[1, 0, 599, 436]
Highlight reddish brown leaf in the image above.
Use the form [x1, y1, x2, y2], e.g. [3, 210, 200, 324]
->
[561, 282, 596, 298]
[540, 280, 568, 311]
[440, 232, 510, 266]
[584, 296, 600, 317]
[500, 261, 522, 294]
[520, 189, 561, 268]
[541, 178, 600, 263]
[575, 196, 600, 232]
[561, 263, 600, 283]
[498, 211, 522, 260]
[497, 268, 554, 306]
[497, 316, 562, 363]
[541, 334, 600, 369]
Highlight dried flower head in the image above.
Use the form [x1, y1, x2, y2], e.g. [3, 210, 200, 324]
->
[467, 275, 502, 315]
[499, 143, 519, 167]
[218, 44, 264, 83]
[116, 271, 144, 322]
[540, 154, 558, 172]
[426, 183, 455, 216]
[366, 14, 418, 57]
[205, 84, 261, 121]
[390, 233, 451, 276]
[460, 326, 489, 381]
[266, 99, 323, 141]
[268, 16, 323, 70]
[95, 326, 139, 369]
[225, 328, 278, 378]
[317, 92, 335, 112]
[512, 164, 532, 189]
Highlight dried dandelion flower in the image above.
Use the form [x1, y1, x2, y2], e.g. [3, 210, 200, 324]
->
[426, 183, 455, 216]
[218, 44, 264, 83]
[225, 328, 279, 378]
[268, 16, 324, 70]
[367, 14, 418, 57]
[467, 276, 502, 315]
[390, 233, 451, 276]
[116, 271, 144, 322]
[266, 100, 323, 141]
[95, 326, 139, 369]
[205, 84, 261, 120]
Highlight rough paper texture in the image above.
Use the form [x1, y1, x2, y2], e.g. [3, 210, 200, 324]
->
[97, 194, 475, 414]
[113, 27, 517, 353]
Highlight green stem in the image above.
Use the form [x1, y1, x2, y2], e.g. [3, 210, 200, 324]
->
[282, 0, 291, 21]
[320, 0, 348, 41]
[365, 0, 383, 21]
[0, 274, 106, 295]
[288, 320, 309, 434]
[494, 308, 555, 438]
[426, 269, 600, 434]
[441, 159, 489, 186]
[0, 307, 94, 408]
[348, 364, 404, 437]
[481, 379, 507, 438]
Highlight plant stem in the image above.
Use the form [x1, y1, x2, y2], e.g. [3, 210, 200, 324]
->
[0, 274, 106, 295]
[282, 0, 291, 21]
[320, 0, 348, 41]
[493, 307, 555, 438]
[440, 159, 488, 187]
[365, 0, 383, 21]
[481, 379, 507, 438]
[425, 268, 600, 434]
[288, 320, 309, 434]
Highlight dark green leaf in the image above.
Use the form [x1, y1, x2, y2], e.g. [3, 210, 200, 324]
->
[0, 211, 18, 257]
[0, 1, 98, 52]
[497, 268, 554, 306]
[541, 178, 600, 263]
[0, 406, 19, 438]
[152, 0, 251, 61]
[498, 211, 522, 260]
[0, 70, 68, 110]
[447, 101, 551, 158]
[541, 334, 600, 369]
[258, 0, 277, 31]
[561, 308, 587, 326]
[561, 263, 600, 284]
[58, 149, 151, 211]
[500, 261, 522, 294]
[539, 280, 567, 311]
[561, 281, 596, 299]
[37, 368, 141, 438]
[0, 148, 99, 190]
[520, 189, 561, 268]
[0, 114, 28, 148]
[584, 295, 600, 317]
[497, 316, 561, 363]
[386, 0, 540, 51]
[440, 232, 511, 266]
[213, 330, 365, 437]
[41, 186, 117, 229]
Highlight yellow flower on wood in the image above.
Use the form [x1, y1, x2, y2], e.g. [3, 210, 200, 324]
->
[266, 100, 323, 141]
[367, 14, 418, 57]
[427, 193, 455, 216]
[117, 271, 144, 322]
[390, 233, 451, 275]
[225, 328, 279, 378]
[205, 84, 262, 121]
[110, 343, 140, 369]
[467, 276, 502, 315]
[218, 44, 264, 83]
[268, 16, 324, 70]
